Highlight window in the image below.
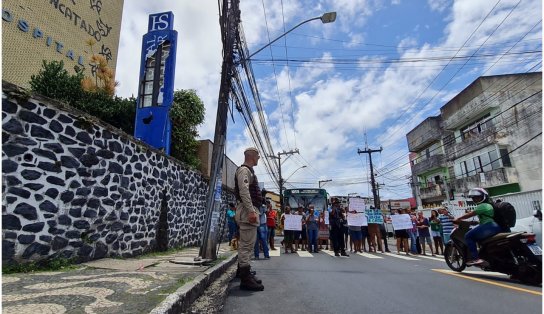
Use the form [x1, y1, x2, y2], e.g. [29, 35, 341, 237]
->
[472, 156, 480, 173]
[466, 158, 475, 176]
[461, 114, 492, 141]
[500, 148, 512, 167]
[461, 161, 468, 177]
[454, 163, 462, 177]
[488, 149, 501, 169]
[480, 152, 492, 172]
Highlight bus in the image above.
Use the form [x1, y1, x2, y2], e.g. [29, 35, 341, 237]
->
[283, 188, 328, 213]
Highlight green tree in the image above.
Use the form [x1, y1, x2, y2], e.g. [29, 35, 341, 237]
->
[170, 89, 206, 169]
[29, 60, 136, 134]
[29, 60, 84, 106]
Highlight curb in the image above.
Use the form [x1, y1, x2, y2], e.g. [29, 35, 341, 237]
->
[149, 252, 238, 314]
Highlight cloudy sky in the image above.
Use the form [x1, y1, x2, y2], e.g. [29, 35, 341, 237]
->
[115, 0, 542, 200]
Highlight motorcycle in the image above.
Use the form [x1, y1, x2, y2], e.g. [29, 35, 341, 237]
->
[444, 220, 542, 285]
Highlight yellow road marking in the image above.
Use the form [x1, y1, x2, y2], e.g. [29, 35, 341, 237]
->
[432, 269, 542, 296]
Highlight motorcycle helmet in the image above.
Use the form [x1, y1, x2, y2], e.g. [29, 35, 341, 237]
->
[468, 187, 489, 204]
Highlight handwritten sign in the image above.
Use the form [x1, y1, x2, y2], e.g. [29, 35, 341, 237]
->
[284, 214, 302, 231]
[391, 214, 413, 230]
[348, 198, 366, 213]
[366, 209, 384, 224]
[347, 213, 368, 226]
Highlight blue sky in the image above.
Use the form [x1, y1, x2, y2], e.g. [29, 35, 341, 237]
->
[115, 0, 542, 200]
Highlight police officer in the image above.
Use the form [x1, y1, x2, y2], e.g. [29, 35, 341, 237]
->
[329, 198, 349, 257]
[234, 147, 264, 291]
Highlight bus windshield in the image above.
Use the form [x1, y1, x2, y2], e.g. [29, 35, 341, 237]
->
[283, 189, 328, 212]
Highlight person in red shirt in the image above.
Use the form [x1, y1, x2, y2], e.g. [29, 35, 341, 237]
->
[266, 203, 277, 250]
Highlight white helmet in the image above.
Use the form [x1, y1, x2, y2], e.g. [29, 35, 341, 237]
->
[468, 188, 489, 204]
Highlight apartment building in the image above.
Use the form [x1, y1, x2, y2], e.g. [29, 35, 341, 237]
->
[407, 72, 542, 207]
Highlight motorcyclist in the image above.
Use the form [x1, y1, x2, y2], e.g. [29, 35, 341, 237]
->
[453, 187, 502, 266]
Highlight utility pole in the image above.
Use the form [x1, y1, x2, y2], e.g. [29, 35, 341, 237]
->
[199, 0, 240, 261]
[357, 146, 382, 208]
[268, 149, 299, 210]
[375, 182, 385, 210]
[318, 179, 332, 188]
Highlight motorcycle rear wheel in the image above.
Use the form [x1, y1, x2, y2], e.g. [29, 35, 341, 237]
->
[445, 244, 466, 272]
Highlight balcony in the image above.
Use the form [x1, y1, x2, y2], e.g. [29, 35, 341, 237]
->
[412, 154, 446, 176]
[451, 167, 519, 192]
[419, 184, 445, 200]
[407, 117, 442, 152]
[446, 125, 499, 160]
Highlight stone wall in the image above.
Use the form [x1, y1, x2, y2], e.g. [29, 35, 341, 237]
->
[2, 82, 234, 264]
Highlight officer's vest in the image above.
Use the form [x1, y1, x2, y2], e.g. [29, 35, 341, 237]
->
[235, 165, 262, 207]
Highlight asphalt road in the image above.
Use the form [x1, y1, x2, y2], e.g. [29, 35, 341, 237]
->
[223, 239, 542, 314]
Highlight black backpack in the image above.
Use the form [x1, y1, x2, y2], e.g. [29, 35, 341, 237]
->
[491, 201, 517, 229]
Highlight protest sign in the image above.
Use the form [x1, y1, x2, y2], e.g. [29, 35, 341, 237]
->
[366, 209, 384, 224]
[348, 198, 366, 213]
[391, 214, 413, 230]
[284, 214, 302, 231]
[347, 213, 368, 226]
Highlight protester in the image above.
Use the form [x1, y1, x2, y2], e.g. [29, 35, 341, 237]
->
[330, 198, 349, 256]
[392, 209, 410, 255]
[367, 206, 383, 253]
[306, 205, 319, 253]
[361, 225, 369, 252]
[342, 207, 349, 250]
[430, 209, 443, 255]
[281, 206, 295, 253]
[300, 207, 308, 251]
[438, 207, 455, 244]
[348, 211, 363, 253]
[407, 210, 419, 254]
[318, 211, 329, 250]
[234, 147, 264, 291]
[266, 203, 277, 250]
[416, 211, 435, 256]
[227, 203, 237, 249]
[254, 198, 270, 260]
[379, 214, 391, 252]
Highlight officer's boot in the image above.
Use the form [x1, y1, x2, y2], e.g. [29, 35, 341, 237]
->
[235, 265, 260, 283]
[239, 265, 264, 291]
[248, 265, 262, 284]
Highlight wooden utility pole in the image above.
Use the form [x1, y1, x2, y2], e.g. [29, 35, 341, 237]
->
[268, 149, 299, 210]
[199, 0, 240, 261]
[357, 146, 382, 208]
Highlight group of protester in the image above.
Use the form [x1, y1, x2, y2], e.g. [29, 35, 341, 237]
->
[230, 146, 500, 292]
[390, 207, 455, 256]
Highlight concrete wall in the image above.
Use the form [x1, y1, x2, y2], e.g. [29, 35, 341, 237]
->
[2, 82, 234, 264]
[406, 116, 442, 152]
[442, 73, 542, 192]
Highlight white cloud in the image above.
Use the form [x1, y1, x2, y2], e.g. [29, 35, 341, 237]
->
[428, 0, 450, 12]
[114, 0, 541, 199]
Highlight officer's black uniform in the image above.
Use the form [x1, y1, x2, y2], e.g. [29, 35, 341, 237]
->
[329, 201, 348, 256]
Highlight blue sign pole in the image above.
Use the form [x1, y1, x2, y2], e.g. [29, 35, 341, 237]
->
[134, 11, 178, 154]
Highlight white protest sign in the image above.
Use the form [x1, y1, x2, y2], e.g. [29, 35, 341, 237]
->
[348, 198, 366, 213]
[284, 214, 302, 231]
[324, 213, 329, 225]
[391, 214, 413, 230]
[347, 213, 368, 226]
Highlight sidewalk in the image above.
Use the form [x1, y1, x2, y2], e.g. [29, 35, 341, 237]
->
[2, 244, 237, 314]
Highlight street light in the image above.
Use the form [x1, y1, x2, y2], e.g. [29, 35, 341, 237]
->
[318, 179, 332, 188]
[284, 165, 307, 183]
[244, 11, 337, 62]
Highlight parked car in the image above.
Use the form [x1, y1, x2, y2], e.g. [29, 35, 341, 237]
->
[511, 210, 542, 248]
